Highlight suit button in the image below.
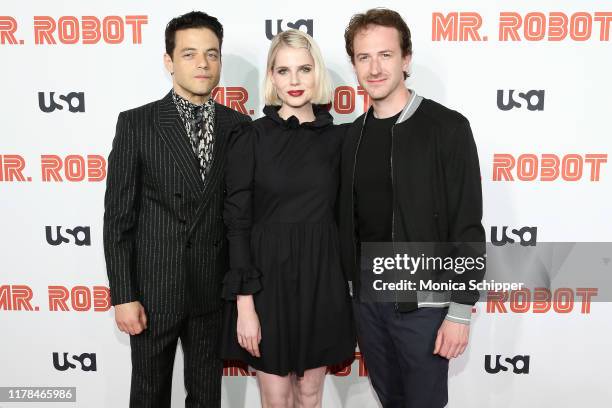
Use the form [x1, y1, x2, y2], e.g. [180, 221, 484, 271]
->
[186, 241, 192, 249]
[179, 218, 186, 225]
[174, 192, 182, 198]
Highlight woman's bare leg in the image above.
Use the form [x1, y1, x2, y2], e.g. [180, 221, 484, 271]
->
[257, 370, 294, 408]
[293, 367, 326, 408]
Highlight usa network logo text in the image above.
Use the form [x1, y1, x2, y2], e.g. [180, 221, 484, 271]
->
[46, 226, 91, 246]
[491, 226, 537, 246]
[485, 355, 530, 374]
[265, 18, 313, 39]
[0, 15, 147, 45]
[497, 90, 544, 111]
[39, 91, 84, 113]
[53, 352, 97, 372]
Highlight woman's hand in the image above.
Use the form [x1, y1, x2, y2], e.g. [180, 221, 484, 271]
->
[236, 295, 261, 357]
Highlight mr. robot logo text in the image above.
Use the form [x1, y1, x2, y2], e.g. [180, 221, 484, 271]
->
[0, 15, 147, 45]
[487, 288, 598, 314]
[224, 352, 369, 377]
[53, 352, 97, 372]
[265, 19, 313, 39]
[432, 12, 612, 41]
[497, 90, 544, 111]
[38, 92, 84, 113]
[491, 226, 537, 246]
[213, 85, 372, 116]
[484, 355, 530, 374]
[0, 285, 110, 312]
[492, 153, 607, 181]
[213, 87, 252, 115]
[0, 154, 106, 183]
[45, 226, 91, 246]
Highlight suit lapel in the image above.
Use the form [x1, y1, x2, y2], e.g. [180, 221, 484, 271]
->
[188, 103, 231, 236]
[155, 91, 205, 196]
[200, 103, 228, 198]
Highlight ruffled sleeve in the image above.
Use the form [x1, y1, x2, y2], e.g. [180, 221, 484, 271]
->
[222, 122, 262, 300]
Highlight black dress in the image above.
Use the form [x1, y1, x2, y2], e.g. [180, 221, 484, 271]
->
[220, 105, 355, 376]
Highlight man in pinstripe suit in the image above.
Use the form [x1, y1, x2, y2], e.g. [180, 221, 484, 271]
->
[103, 11, 250, 407]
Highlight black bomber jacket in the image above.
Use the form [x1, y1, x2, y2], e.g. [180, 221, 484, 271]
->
[338, 92, 486, 324]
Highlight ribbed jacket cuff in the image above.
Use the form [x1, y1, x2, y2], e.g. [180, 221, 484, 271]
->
[445, 302, 473, 325]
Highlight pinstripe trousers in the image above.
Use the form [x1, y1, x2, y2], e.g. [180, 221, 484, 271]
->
[129, 310, 223, 408]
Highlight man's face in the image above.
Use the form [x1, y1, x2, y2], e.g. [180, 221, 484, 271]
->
[352, 25, 410, 102]
[164, 28, 221, 103]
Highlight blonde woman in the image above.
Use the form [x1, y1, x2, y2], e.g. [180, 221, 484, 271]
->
[220, 29, 355, 407]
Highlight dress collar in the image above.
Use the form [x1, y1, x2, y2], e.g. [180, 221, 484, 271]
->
[263, 104, 333, 130]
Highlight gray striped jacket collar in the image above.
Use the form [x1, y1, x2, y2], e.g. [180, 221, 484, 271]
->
[362, 89, 424, 126]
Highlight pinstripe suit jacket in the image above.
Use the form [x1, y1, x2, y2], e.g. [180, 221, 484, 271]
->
[103, 91, 250, 314]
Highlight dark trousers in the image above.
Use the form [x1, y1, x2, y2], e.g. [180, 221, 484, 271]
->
[353, 301, 449, 408]
[129, 310, 223, 408]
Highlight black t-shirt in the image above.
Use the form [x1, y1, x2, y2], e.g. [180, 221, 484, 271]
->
[355, 110, 402, 243]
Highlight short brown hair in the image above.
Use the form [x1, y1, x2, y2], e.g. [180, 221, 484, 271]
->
[344, 8, 412, 79]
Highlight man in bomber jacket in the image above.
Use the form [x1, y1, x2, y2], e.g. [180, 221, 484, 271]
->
[339, 8, 486, 408]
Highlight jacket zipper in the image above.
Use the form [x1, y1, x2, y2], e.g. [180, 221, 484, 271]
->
[353, 113, 401, 310]
[351, 120, 366, 298]
[391, 125, 396, 244]
[391, 124, 398, 311]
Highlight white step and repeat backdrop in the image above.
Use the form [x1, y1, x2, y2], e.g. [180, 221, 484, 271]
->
[1, 0, 611, 407]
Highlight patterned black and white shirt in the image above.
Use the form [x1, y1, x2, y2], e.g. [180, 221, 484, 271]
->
[172, 90, 216, 181]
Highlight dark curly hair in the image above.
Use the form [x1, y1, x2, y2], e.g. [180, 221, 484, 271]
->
[165, 11, 223, 58]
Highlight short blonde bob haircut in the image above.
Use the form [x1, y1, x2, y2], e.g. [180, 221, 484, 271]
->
[263, 29, 333, 106]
